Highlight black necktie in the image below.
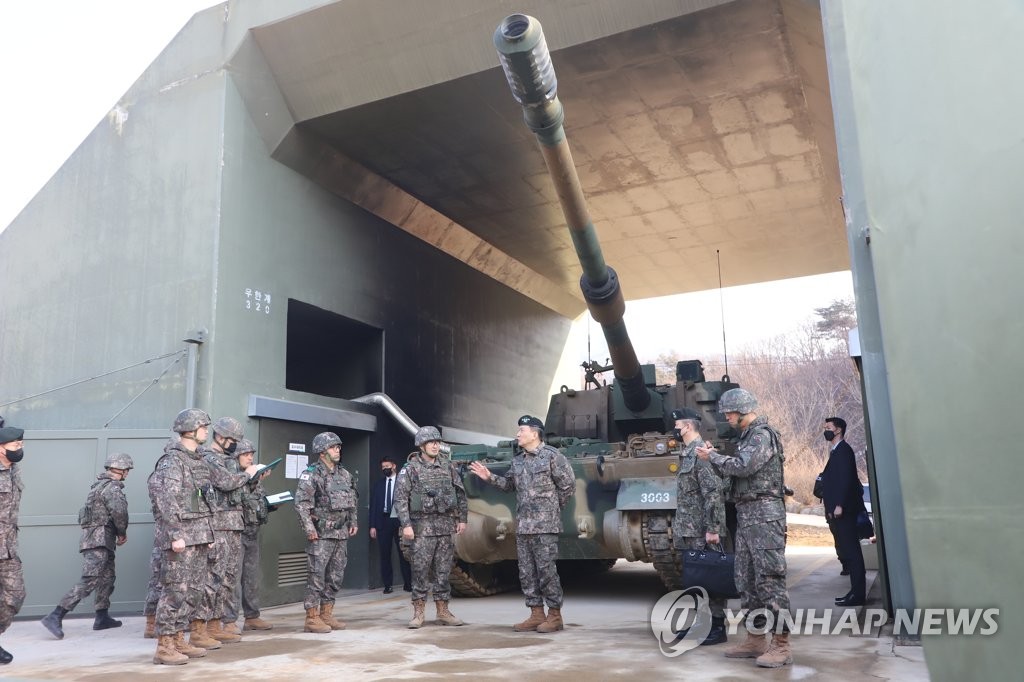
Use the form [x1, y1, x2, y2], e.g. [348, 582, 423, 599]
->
[385, 477, 392, 514]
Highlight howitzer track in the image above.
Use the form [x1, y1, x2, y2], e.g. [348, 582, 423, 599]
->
[642, 510, 682, 591]
[450, 560, 517, 597]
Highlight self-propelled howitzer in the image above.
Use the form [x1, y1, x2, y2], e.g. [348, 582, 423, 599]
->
[444, 15, 739, 595]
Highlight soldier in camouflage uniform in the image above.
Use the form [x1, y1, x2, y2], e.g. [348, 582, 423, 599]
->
[143, 438, 178, 639]
[670, 408, 728, 646]
[697, 388, 792, 668]
[148, 408, 256, 665]
[0, 425, 27, 665]
[224, 438, 275, 631]
[295, 432, 358, 634]
[40, 452, 133, 639]
[393, 426, 467, 629]
[470, 415, 575, 633]
[198, 417, 254, 644]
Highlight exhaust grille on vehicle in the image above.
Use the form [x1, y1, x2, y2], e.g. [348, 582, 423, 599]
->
[277, 552, 307, 587]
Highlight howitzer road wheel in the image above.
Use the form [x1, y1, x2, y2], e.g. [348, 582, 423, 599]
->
[641, 511, 682, 591]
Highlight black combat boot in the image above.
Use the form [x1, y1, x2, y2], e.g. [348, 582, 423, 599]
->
[700, 616, 728, 646]
[93, 608, 123, 630]
[0, 643, 12, 664]
[41, 606, 69, 639]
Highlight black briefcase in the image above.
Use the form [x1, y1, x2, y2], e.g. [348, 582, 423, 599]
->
[680, 546, 740, 599]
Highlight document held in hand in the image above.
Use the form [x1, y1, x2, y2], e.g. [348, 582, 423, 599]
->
[252, 457, 284, 475]
[265, 490, 295, 506]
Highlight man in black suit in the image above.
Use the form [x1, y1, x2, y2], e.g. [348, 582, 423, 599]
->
[369, 456, 411, 594]
[821, 417, 867, 606]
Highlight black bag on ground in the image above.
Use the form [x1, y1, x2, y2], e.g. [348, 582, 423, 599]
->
[680, 546, 740, 599]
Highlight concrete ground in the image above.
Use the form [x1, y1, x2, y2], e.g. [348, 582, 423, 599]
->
[0, 543, 928, 681]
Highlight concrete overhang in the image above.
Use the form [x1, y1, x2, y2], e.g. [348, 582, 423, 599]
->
[238, 0, 845, 316]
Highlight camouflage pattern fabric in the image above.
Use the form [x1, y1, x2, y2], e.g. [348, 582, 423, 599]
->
[516, 533, 562, 608]
[486, 444, 575, 534]
[672, 438, 726, 543]
[197, 445, 250, 620]
[303, 537, 348, 609]
[393, 454, 467, 536]
[154, 544, 209, 636]
[394, 454, 467, 603]
[224, 527, 262, 621]
[0, 463, 25, 634]
[143, 545, 161, 616]
[144, 442, 177, 614]
[203, 528, 242, 621]
[149, 439, 215, 634]
[296, 460, 357, 608]
[708, 415, 790, 622]
[78, 471, 129, 551]
[58, 547, 117, 611]
[409, 533, 455, 602]
[295, 460, 357, 540]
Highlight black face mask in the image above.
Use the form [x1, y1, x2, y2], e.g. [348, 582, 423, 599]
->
[382, 467, 394, 476]
[5, 448, 24, 463]
[823, 430, 836, 442]
[223, 439, 237, 454]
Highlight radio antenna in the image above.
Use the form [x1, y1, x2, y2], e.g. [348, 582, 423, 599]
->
[717, 249, 730, 382]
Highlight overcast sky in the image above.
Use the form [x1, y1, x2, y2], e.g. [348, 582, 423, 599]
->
[1, 1, 855, 362]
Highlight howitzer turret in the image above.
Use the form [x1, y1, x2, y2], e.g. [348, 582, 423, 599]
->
[445, 15, 740, 596]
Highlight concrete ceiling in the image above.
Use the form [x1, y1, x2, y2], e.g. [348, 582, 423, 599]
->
[251, 0, 846, 317]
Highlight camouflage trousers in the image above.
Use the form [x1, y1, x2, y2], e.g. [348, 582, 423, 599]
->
[517, 533, 563, 609]
[155, 544, 208, 636]
[734, 518, 790, 625]
[410, 533, 454, 602]
[200, 529, 242, 621]
[676, 536, 727, 618]
[59, 547, 116, 611]
[144, 545, 162, 616]
[224, 527, 262, 622]
[0, 557, 26, 634]
[303, 537, 347, 609]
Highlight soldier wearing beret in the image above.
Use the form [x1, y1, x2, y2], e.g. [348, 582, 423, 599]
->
[470, 415, 575, 633]
[671, 407, 728, 646]
[0, 425, 27, 665]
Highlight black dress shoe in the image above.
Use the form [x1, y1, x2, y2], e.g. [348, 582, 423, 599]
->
[0, 645, 12, 665]
[403, 584, 412, 593]
[383, 586, 393, 594]
[835, 595, 865, 607]
[835, 591, 854, 603]
[840, 569, 850, 576]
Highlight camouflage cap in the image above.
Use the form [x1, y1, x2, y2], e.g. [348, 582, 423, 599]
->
[212, 417, 245, 441]
[718, 388, 757, 415]
[671, 408, 703, 422]
[104, 452, 135, 470]
[414, 426, 442, 447]
[235, 438, 256, 456]
[312, 431, 342, 454]
[172, 408, 212, 434]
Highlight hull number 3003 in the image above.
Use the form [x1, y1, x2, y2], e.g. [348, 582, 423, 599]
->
[639, 492, 671, 504]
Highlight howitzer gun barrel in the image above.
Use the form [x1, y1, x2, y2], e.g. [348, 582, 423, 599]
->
[494, 14, 650, 412]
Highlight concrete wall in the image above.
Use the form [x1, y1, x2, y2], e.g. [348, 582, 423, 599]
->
[822, 2, 1023, 679]
[0, 1, 570, 605]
